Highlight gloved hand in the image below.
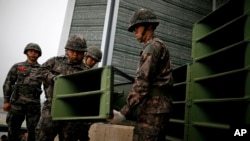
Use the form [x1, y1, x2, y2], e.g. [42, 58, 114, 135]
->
[108, 110, 126, 124]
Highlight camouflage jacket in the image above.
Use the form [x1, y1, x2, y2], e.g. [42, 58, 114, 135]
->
[38, 55, 89, 100]
[2, 61, 42, 103]
[120, 36, 174, 116]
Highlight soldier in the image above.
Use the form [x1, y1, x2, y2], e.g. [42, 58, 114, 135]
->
[109, 8, 174, 141]
[83, 46, 103, 68]
[35, 34, 90, 141]
[2, 43, 43, 141]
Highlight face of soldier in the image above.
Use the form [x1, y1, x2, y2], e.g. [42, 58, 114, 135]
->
[67, 49, 85, 63]
[133, 24, 145, 43]
[84, 56, 97, 68]
[26, 49, 40, 63]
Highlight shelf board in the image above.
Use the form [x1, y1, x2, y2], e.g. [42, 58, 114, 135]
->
[192, 96, 250, 103]
[55, 90, 105, 98]
[166, 136, 183, 141]
[170, 119, 185, 124]
[192, 121, 230, 129]
[193, 40, 249, 61]
[193, 66, 250, 82]
[195, 14, 248, 42]
[174, 82, 187, 86]
[173, 101, 186, 104]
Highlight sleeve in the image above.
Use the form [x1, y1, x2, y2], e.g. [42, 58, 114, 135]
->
[39, 57, 58, 84]
[120, 42, 163, 117]
[2, 64, 18, 103]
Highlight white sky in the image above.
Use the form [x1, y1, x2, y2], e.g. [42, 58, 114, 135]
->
[0, 0, 68, 98]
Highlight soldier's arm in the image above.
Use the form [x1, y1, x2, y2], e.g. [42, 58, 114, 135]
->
[39, 57, 58, 84]
[120, 43, 160, 116]
[3, 64, 18, 103]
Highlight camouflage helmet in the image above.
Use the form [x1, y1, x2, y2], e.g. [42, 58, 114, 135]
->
[85, 46, 102, 62]
[24, 43, 42, 56]
[128, 8, 159, 32]
[65, 34, 87, 52]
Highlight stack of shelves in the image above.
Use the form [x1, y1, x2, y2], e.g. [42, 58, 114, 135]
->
[186, 0, 250, 140]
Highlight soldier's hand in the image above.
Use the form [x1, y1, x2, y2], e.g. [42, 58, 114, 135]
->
[107, 110, 126, 124]
[3, 103, 11, 112]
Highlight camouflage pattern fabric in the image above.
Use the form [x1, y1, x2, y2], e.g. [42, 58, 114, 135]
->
[24, 43, 42, 56]
[120, 36, 173, 141]
[65, 34, 87, 52]
[85, 46, 102, 62]
[6, 103, 41, 141]
[35, 55, 89, 141]
[3, 61, 42, 141]
[128, 8, 159, 32]
[133, 113, 170, 141]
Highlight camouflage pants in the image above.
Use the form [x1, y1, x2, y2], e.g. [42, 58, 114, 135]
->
[6, 102, 41, 141]
[35, 100, 90, 141]
[35, 101, 59, 141]
[133, 113, 171, 141]
[61, 121, 91, 141]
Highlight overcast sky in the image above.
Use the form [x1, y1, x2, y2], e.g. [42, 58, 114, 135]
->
[0, 0, 68, 98]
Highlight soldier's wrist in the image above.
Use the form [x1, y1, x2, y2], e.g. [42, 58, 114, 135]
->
[4, 97, 10, 103]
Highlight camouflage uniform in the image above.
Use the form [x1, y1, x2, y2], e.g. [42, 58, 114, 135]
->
[35, 34, 90, 141]
[120, 8, 174, 141]
[3, 43, 42, 141]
